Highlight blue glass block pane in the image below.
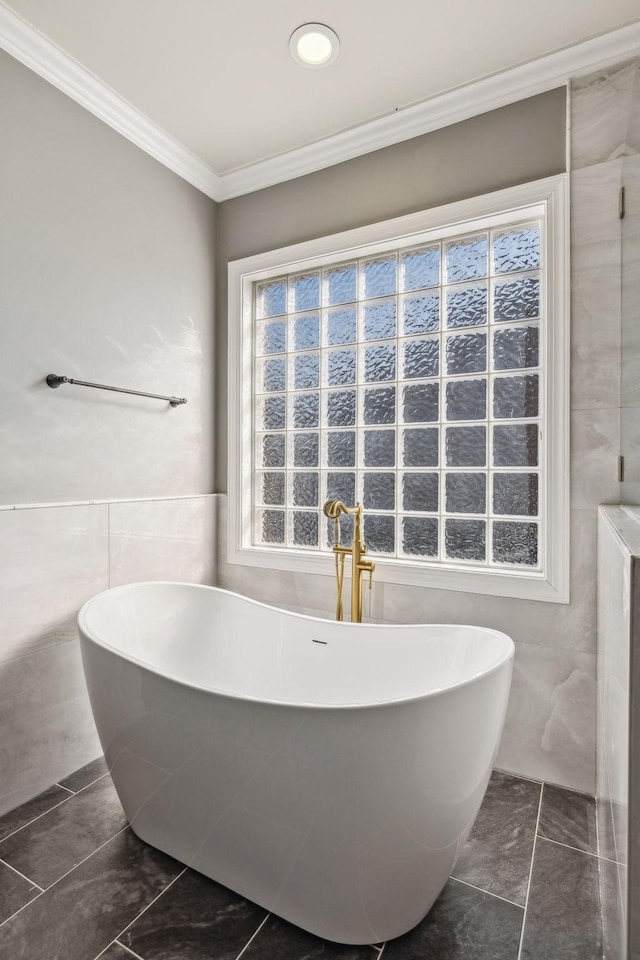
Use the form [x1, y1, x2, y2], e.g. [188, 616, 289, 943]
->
[328, 349, 356, 386]
[293, 393, 319, 429]
[402, 428, 439, 467]
[261, 472, 285, 506]
[293, 433, 319, 467]
[260, 434, 285, 468]
[402, 383, 439, 423]
[445, 473, 486, 514]
[493, 226, 540, 275]
[445, 236, 488, 283]
[262, 358, 286, 392]
[364, 387, 396, 425]
[294, 353, 320, 390]
[292, 313, 320, 351]
[327, 307, 357, 345]
[259, 320, 286, 355]
[493, 375, 538, 419]
[261, 510, 285, 544]
[327, 431, 356, 467]
[445, 426, 486, 467]
[446, 333, 487, 376]
[364, 430, 396, 467]
[327, 472, 356, 506]
[293, 512, 319, 547]
[493, 424, 538, 467]
[400, 246, 440, 291]
[262, 395, 286, 430]
[493, 521, 538, 565]
[327, 390, 356, 427]
[446, 283, 488, 329]
[402, 517, 438, 557]
[363, 473, 395, 510]
[402, 473, 439, 512]
[493, 276, 540, 323]
[445, 379, 487, 421]
[364, 300, 396, 340]
[493, 473, 538, 516]
[257, 281, 287, 318]
[401, 293, 440, 335]
[445, 519, 486, 561]
[493, 327, 539, 370]
[402, 338, 439, 380]
[326, 265, 357, 305]
[362, 257, 396, 299]
[363, 514, 395, 554]
[365, 344, 396, 383]
[291, 274, 320, 312]
[293, 473, 318, 507]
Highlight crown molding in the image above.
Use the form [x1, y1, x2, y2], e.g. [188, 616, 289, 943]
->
[0, 0, 221, 200]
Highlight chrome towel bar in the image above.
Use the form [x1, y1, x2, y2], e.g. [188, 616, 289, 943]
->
[46, 374, 187, 407]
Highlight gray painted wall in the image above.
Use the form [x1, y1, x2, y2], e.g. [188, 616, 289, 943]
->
[0, 49, 217, 506]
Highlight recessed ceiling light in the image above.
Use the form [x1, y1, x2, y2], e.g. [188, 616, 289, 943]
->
[289, 23, 340, 68]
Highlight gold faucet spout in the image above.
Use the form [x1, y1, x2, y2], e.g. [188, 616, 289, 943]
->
[323, 499, 375, 623]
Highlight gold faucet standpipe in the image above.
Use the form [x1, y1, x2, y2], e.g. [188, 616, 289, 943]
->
[323, 500, 375, 623]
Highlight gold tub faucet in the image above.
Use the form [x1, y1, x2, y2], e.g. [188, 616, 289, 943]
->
[323, 500, 375, 623]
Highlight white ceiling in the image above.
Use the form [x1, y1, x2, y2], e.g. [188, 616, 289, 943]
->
[3, 0, 640, 177]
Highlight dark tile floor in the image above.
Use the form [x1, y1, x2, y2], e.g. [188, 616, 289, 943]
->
[0, 761, 606, 960]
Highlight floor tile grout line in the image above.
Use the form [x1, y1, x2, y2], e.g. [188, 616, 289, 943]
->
[0, 856, 44, 891]
[234, 913, 271, 960]
[450, 875, 525, 910]
[0, 824, 129, 930]
[53, 784, 75, 796]
[114, 865, 188, 946]
[535, 833, 617, 863]
[516, 780, 544, 960]
[61, 771, 110, 796]
[0, 770, 110, 845]
[115, 942, 146, 960]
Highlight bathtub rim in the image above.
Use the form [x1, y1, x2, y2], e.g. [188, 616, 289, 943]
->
[78, 580, 514, 711]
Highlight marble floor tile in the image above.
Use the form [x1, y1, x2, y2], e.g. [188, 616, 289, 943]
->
[0, 774, 127, 887]
[0, 859, 40, 924]
[97, 944, 136, 960]
[519, 837, 602, 960]
[58, 756, 109, 793]
[121, 867, 267, 960]
[0, 784, 71, 842]
[537, 783, 597, 854]
[599, 857, 625, 960]
[451, 771, 541, 905]
[240, 915, 379, 959]
[382, 878, 523, 960]
[0, 829, 182, 960]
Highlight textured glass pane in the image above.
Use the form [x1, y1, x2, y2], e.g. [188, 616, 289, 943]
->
[364, 430, 395, 467]
[364, 514, 395, 554]
[403, 428, 439, 467]
[493, 327, 539, 370]
[400, 293, 440, 335]
[362, 256, 396, 299]
[446, 473, 486, 514]
[327, 472, 356, 506]
[293, 433, 319, 467]
[327, 390, 357, 427]
[262, 395, 286, 430]
[402, 383, 438, 423]
[400, 246, 440, 291]
[402, 338, 439, 380]
[291, 274, 320, 312]
[446, 283, 488, 329]
[493, 521, 538, 565]
[445, 519, 486, 561]
[445, 426, 486, 467]
[293, 393, 319, 428]
[293, 472, 318, 507]
[363, 473, 395, 510]
[365, 344, 396, 382]
[258, 320, 286, 355]
[445, 333, 487, 375]
[293, 512, 318, 547]
[292, 313, 320, 351]
[402, 517, 438, 557]
[493, 424, 538, 467]
[260, 472, 285, 506]
[326, 265, 357, 305]
[327, 307, 357, 345]
[445, 235, 488, 283]
[364, 299, 396, 340]
[364, 387, 396, 425]
[493, 275, 540, 323]
[261, 433, 285, 468]
[256, 281, 286, 318]
[493, 375, 539, 419]
[326, 515, 353, 549]
[261, 357, 286, 392]
[293, 353, 319, 389]
[445, 379, 487, 421]
[402, 473, 439, 512]
[493, 226, 540, 275]
[493, 473, 539, 516]
[328, 349, 356, 386]
[327, 431, 356, 467]
[261, 510, 285, 544]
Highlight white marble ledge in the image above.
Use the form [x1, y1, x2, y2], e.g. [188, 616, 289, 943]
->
[0, 492, 219, 511]
[599, 504, 640, 558]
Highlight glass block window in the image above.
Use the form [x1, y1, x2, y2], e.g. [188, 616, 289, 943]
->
[252, 219, 543, 571]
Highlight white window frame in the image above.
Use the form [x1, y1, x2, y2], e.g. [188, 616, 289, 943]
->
[227, 174, 569, 603]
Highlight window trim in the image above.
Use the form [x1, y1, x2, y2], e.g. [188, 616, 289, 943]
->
[227, 174, 569, 603]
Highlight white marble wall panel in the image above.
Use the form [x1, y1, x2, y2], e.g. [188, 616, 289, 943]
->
[0, 639, 101, 816]
[571, 59, 640, 169]
[571, 408, 621, 509]
[0, 504, 109, 663]
[621, 154, 640, 412]
[109, 496, 217, 588]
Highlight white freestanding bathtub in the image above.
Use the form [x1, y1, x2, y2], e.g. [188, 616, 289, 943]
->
[78, 581, 514, 944]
